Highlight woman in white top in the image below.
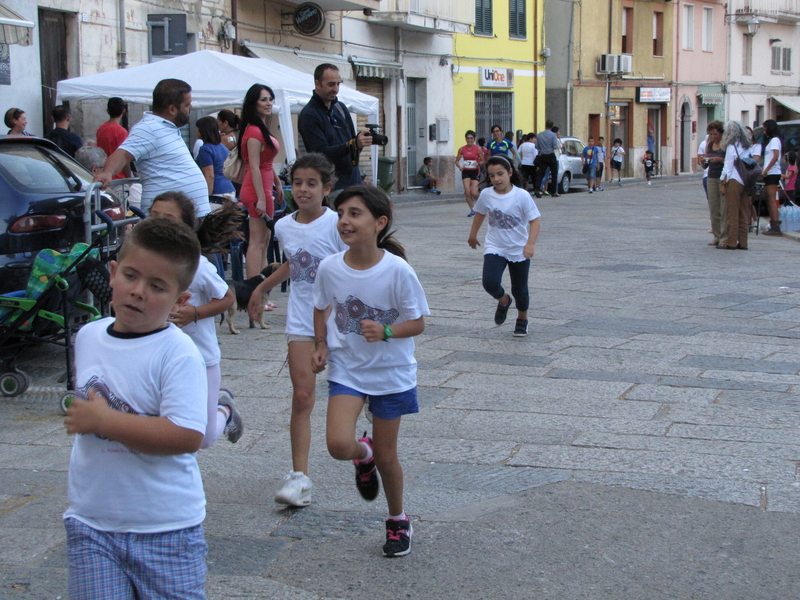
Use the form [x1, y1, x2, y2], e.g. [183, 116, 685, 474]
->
[719, 120, 754, 250]
[761, 120, 783, 236]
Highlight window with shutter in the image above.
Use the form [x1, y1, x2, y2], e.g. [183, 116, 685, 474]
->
[509, 0, 526, 39]
[475, 0, 492, 35]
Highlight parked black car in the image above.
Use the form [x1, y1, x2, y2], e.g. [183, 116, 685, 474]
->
[0, 136, 124, 294]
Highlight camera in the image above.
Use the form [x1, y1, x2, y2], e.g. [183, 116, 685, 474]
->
[365, 123, 388, 146]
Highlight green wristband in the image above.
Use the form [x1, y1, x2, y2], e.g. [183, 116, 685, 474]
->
[383, 324, 393, 342]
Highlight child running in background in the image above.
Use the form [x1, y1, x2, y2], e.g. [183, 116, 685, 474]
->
[149, 191, 244, 447]
[642, 150, 655, 185]
[311, 186, 429, 558]
[468, 156, 541, 337]
[63, 217, 209, 598]
[609, 138, 625, 185]
[782, 151, 797, 204]
[246, 153, 347, 508]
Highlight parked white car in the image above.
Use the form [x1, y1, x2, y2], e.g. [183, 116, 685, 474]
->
[554, 136, 590, 193]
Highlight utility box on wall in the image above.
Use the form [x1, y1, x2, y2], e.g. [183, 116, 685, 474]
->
[435, 118, 450, 142]
[148, 14, 187, 61]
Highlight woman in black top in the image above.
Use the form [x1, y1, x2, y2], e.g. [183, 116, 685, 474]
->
[704, 121, 726, 246]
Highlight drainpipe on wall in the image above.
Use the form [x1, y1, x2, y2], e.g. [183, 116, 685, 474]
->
[118, 0, 128, 68]
[534, 0, 539, 131]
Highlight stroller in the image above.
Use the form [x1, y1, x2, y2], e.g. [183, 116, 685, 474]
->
[0, 182, 142, 412]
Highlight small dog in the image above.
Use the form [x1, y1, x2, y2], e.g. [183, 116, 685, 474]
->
[222, 263, 281, 334]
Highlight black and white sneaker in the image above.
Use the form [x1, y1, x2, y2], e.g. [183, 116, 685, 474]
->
[513, 319, 528, 337]
[383, 518, 413, 557]
[494, 297, 511, 325]
[354, 433, 379, 500]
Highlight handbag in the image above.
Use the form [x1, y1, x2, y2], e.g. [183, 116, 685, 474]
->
[734, 145, 762, 189]
[223, 146, 245, 184]
[582, 164, 590, 175]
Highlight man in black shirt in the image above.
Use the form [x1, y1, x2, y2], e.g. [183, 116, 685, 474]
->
[45, 105, 83, 158]
[298, 64, 372, 192]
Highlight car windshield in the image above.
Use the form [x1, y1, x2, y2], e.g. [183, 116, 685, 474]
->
[0, 143, 93, 194]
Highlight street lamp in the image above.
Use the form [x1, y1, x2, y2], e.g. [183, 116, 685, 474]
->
[746, 17, 760, 36]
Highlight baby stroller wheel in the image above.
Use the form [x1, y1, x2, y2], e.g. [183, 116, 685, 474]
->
[1, 371, 28, 397]
[60, 391, 78, 415]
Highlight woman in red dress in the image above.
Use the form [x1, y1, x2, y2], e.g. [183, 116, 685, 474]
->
[238, 84, 284, 277]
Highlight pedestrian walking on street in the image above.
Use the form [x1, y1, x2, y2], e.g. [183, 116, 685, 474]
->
[468, 156, 541, 337]
[595, 137, 606, 190]
[518, 132, 538, 193]
[643, 150, 655, 185]
[761, 119, 784, 236]
[703, 121, 726, 246]
[609, 138, 625, 184]
[534, 120, 560, 198]
[582, 136, 599, 194]
[311, 186, 429, 558]
[246, 154, 348, 509]
[719, 120, 754, 250]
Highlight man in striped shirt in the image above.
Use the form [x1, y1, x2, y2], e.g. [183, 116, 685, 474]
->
[94, 79, 210, 217]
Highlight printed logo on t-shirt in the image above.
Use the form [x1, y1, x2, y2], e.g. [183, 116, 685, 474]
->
[289, 248, 322, 283]
[333, 295, 399, 336]
[78, 375, 145, 440]
[487, 208, 522, 230]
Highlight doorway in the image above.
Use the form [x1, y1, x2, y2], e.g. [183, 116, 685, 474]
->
[39, 9, 70, 135]
[647, 107, 661, 159]
[609, 103, 629, 176]
[680, 100, 692, 173]
[406, 78, 427, 188]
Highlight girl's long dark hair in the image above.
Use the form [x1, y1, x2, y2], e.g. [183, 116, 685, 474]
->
[483, 155, 525, 188]
[196, 116, 221, 145]
[290, 153, 337, 208]
[763, 119, 782, 145]
[237, 84, 276, 159]
[333, 186, 406, 260]
[151, 191, 243, 255]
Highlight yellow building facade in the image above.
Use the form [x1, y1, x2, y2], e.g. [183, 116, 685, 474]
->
[452, 0, 546, 153]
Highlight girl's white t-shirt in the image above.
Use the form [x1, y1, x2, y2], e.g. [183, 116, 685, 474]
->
[751, 143, 763, 159]
[313, 250, 430, 395]
[182, 255, 229, 366]
[275, 208, 348, 336]
[765, 137, 782, 175]
[474, 186, 541, 262]
[519, 142, 538, 166]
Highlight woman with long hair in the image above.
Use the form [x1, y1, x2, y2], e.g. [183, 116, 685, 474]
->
[761, 119, 783, 236]
[719, 120, 753, 250]
[217, 109, 239, 151]
[238, 84, 283, 278]
[195, 116, 236, 201]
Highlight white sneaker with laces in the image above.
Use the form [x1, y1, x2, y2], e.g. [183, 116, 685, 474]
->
[275, 471, 313, 507]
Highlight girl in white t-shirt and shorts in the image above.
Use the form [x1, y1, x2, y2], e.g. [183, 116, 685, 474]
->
[311, 186, 430, 558]
[149, 192, 243, 447]
[468, 156, 542, 337]
[761, 120, 784, 235]
[246, 154, 347, 508]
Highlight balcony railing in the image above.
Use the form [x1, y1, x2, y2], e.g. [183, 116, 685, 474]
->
[366, 0, 474, 33]
[730, 0, 800, 18]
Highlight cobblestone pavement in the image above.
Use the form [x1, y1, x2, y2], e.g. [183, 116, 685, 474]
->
[4, 177, 800, 599]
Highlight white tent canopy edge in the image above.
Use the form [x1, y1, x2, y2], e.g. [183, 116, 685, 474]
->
[56, 49, 380, 178]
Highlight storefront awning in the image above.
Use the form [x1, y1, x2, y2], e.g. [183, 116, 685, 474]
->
[771, 95, 800, 115]
[0, 3, 33, 46]
[350, 59, 403, 80]
[698, 92, 724, 106]
[240, 41, 353, 80]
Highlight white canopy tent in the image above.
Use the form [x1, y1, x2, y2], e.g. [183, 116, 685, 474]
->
[56, 49, 380, 176]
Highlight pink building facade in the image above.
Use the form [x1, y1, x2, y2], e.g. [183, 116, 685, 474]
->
[672, 0, 728, 174]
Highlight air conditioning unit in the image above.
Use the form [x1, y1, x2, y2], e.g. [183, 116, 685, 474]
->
[618, 54, 633, 74]
[597, 54, 619, 74]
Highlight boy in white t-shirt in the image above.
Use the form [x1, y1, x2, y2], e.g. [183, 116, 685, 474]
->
[63, 217, 209, 599]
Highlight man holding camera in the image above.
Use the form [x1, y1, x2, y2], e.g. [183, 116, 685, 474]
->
[299, 64, 373, 192]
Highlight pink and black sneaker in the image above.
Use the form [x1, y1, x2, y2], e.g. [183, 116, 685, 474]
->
[383, 518, 413, 557]
[354, 433, 379, 501]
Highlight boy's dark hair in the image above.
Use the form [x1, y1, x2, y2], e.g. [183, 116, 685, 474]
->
[545, 119, 554, 129]
[153, 79, 191, 114]
[334, 186, 406, 260]
[217, 109, 240, 130]
[477, 137, 486, 146]
[613, 138, 623, 145]
[527, 132, 535, 138]
[484, 155, 525, 188]
[505, 131, 513, 141]
[314, 63, 339, 82]
[119, 216, 200, 292]
[491, 124, 502, 133]
[423, 157, 432, 164]
[107, 97, 127, 118]
[52, 105, 70, 123]
[466, 130, 476, 138]
[552, 126, 560, 134]
[196, 116, 221, 145]
[599, 136, 605, 141]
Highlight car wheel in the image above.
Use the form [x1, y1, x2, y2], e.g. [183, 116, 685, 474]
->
[559, 173, 571, 194]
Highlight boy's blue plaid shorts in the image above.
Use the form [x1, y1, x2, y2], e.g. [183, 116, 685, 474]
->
[65, 517, 207, 600]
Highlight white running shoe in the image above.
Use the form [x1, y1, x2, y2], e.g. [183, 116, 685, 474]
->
[274, 471, 313, 507]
